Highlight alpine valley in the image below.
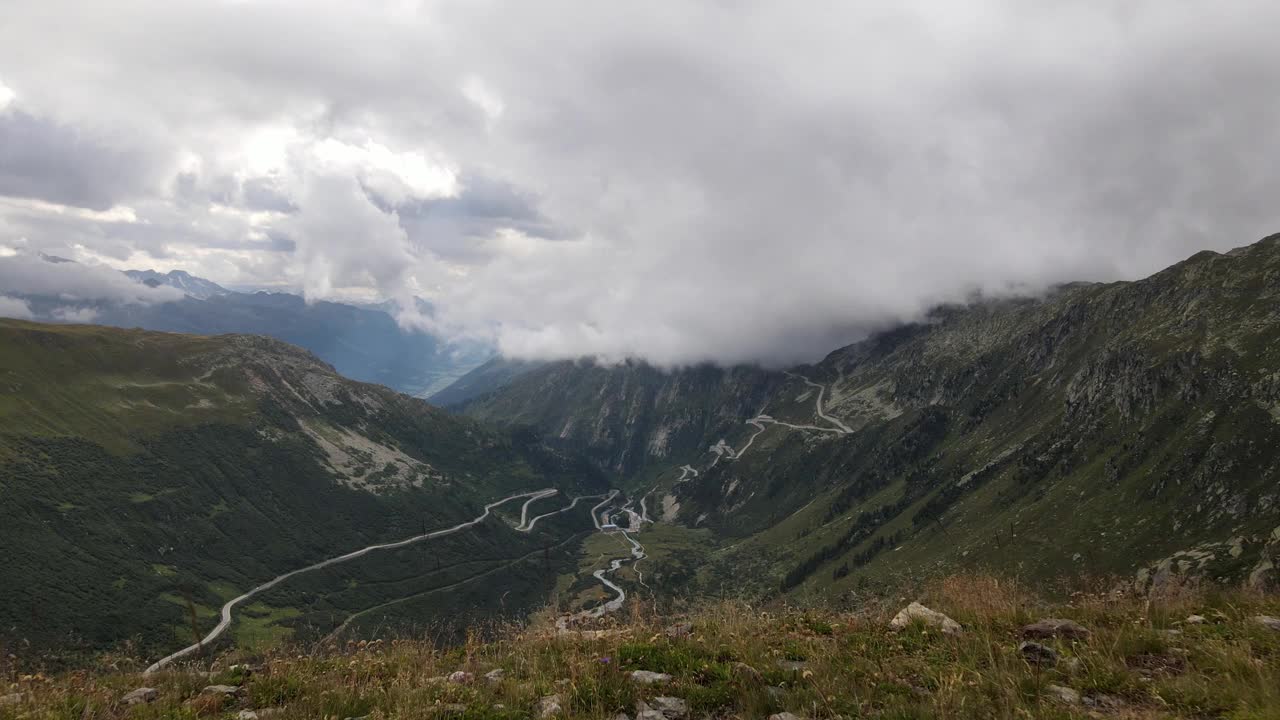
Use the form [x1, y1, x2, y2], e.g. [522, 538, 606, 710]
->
[2, 234, 1279, 673]
[452, 234, 1280, 598]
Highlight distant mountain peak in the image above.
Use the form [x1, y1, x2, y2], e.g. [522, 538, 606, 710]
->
[124, 269, 230, 300]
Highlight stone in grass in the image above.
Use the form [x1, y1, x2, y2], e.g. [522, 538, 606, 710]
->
[769, 714, 806, 720]
[202, 685, 240, 696]
[1021, 618, 1090, 641]
[889, 602, 962, 636]
[637, 696, 688, 720]
[731, 662, 763, 683]
[1045, 684, 1080, 704]
[630, 670, 673, 684]
[1253, 615, 1280, 632]
[447, 671, 474, 684]
[538, 694, 563, 718]
[1, 693, 24, 706]
[484, 668, 506, 683]
[1083, 694, 1125, 709]
[1184, 614, 1208, 625]
[1018, 641, 1058, 667]
[122, 687, 158, 705]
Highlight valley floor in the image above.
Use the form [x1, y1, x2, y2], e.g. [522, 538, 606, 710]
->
[4, 574, 1278, 720]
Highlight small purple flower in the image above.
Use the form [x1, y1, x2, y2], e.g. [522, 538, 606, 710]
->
[597, 656, 612, 664]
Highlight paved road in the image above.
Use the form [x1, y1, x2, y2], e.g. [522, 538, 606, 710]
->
[785, 371, 853, 433]
[517, 491, 614, 532]
[145, 489, 560, 674]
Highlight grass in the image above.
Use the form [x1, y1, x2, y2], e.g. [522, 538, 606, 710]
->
[2, 574, 1276, 719]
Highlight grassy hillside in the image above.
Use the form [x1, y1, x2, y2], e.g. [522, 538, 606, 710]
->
[3, 575, 1277, 719]
[0, 321, 606, 662]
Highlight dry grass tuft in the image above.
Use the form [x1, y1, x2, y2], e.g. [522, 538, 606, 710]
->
[1, 574, 1277, 720]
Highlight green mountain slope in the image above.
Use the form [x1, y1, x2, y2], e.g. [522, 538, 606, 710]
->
[0, 320, 605, 660]
[457, 234, 1280, 595]
[428, 356, 545, 408]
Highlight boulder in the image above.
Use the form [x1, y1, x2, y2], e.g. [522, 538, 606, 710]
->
[630, 670, 673, 684]
[538, 694, 563, 718]
[1045, 684, 1080, 704]
[637, 697, 688, 720]
[1021, 618, 1090, 641]
[1253, 615, 1280, 632]
[122, 687, 158, 705]
[731, 662, 763, 683]
[889, 602, 962, 635]
[1018, 641, 1058, 667]
[447, 671, 474, 684]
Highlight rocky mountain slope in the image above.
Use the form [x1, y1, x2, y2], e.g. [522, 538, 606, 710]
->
[457, 360, 782, 478]
[457, 234, 1280, 595]
[0, 320, 604, 660]
[124, 269, 231, 300]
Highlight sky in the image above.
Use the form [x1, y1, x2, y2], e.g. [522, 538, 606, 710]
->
[2, 1, 1279, 366]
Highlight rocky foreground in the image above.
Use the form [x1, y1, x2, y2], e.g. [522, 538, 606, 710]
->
[2, 575, 1278, 719]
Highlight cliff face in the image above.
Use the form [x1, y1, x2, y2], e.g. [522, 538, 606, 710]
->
[459, 235, 1280, 591]
[458, 359, 785, 477]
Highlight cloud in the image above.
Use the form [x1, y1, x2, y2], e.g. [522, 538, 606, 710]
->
[0, 109, 167, 211]
[278, 174, 420, 302]
[49, 305, 99, 323]
[0, 295, 33, 320]
[0, 253, 184, 305]
[1, 2, 1279, 365]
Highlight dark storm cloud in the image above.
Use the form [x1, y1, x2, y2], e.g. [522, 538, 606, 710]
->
[0, 110, 162, 211]
[1, 2, 1279, 364]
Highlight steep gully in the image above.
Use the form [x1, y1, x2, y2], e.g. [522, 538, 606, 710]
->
[148, 375, 845, 669]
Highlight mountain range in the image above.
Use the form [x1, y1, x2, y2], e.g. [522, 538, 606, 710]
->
[4, 233, 1279, 666]
[452, 234, 1280, 597]
[6, 259, 489, 398]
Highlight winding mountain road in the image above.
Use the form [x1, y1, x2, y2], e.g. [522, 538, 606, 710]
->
[785, 371, 852, 433]
[145, 488, 561, 674]
[152, 374, 850, 663]
[516, 491, 614, 532]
